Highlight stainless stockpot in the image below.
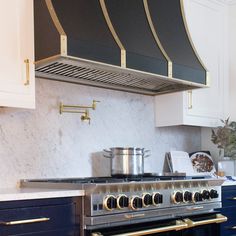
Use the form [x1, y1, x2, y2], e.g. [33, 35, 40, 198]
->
[103, 147, 150, 176]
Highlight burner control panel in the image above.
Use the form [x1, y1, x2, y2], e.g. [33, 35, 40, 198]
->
[103, 192, 163, 211]
[171, 189, 219, 204]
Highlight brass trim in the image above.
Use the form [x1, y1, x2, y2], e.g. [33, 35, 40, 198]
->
[186, 206, 204, 211]
[188, 90, 193, 109]
[171, 191, 183, 204]
[110, 220, 188, 236]
[117, 194, 128, 209]
[206, 71, 211, 86]
[24, 59, 30, 86]
[45, 0, 67, 56]
[35, 54, 61, 66]
[103, 195, 116, 211]
[124, 213, 145, 219]
[0, 217, 50, 226]
[143, 0, 173, 78]
[184, 214, 227, 228]
[99, 0, 126, 68]
[152, 192, 161, 206]
[180, 0, 209, 82]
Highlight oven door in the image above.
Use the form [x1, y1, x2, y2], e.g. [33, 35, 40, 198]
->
[88, 213, 227, 236]
[182, 213, 227, 236]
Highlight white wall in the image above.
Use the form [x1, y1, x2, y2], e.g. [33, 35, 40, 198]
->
[0, 79, 201, 188]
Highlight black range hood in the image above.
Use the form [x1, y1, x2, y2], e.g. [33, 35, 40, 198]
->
[34, 0, 209, 95]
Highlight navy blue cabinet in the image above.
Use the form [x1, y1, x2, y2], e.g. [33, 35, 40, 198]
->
[220, 186, 236, 236]
[0, 197, 79, 236]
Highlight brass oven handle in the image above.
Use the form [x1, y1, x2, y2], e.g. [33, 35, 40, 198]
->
[0, 217, 50, 226]
[24, 59, 30, 86]
[184, 214, 227, 228]
[109, 220, 188, 236]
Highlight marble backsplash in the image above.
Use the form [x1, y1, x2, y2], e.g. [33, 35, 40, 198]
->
[0, 78, 201, 188]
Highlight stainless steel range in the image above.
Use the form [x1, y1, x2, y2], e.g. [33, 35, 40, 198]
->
[21, 176, 227, 236]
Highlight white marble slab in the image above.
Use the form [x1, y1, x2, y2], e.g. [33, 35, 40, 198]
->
[0, 188, 84, 202]
[0, 78, 201, 188]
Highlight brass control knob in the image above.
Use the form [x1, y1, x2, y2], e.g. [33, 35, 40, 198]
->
[142, 193, 152, 207]
[183, 191, 192, 203]
[130, 196, 143, 210]
[152, 192, 163, 206]
[192, 192, 203, 203]
[172, 191, 183, 204]
[117, 194, 129, 209]
[210, 189, 219, 199]
[103, 195, 117, 211]
[202, 190, 210, 200]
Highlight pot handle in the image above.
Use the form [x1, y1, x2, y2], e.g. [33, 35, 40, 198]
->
[144, 150, 151, 153]
[103, 149, 112, 158]
[103, 149, 111, 153]
[144, 155, 150, 158]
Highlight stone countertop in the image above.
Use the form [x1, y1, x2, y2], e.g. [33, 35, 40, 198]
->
[0, 188, 84, 202]
[222, 180, 236, 186]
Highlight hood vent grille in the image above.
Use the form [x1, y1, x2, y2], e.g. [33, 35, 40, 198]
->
[36, 57, 200, 95]
[34, 0, 208, 95]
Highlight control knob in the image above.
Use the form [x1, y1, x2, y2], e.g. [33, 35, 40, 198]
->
[193, 192, 203, 203]
[172, 191, 183, 204]
[184, 191, 192, 202]
[152, 192, 163, 205]
[142, 193, 152, 207]
[210, 189, 219, 199]
[202, 190, 210, 200]
[103, 195, 117, 211]
[130, 196, 143, 210]
[117, 194, 129, 209]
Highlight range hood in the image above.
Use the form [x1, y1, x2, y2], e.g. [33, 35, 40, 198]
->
[34, 0, 209, 95]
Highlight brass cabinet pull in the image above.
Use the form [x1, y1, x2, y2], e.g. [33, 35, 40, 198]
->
[109, 220, 188, 236]
[24, 59, 30, 86]
[187, 90, 193, 109]
[184, 214, 227, 228]
[227, 197, 236, 200]
[227, 226, 236, 230]
[0, 217, 50, 226]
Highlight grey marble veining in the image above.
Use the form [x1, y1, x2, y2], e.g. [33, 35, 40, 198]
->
[0, 78, 200, 188]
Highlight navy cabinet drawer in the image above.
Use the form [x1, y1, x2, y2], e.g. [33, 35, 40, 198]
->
[14, 228, 78, 236]
[221, 207, 236, 236]
[222, 186, 236, 207]
[0, 199, 77, 235]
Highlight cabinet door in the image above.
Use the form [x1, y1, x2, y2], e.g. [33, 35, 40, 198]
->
[0, 0, 35, 108]
[155, 0, 227, 127]
[183, 0, 227, 127]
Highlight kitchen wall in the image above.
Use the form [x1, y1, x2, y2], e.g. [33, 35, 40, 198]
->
[0, 79, 201, 188]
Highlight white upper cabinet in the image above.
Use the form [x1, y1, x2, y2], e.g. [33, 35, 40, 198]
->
[155, 0, 228, 127]
[228, 3, 236, 120]
[0, 0, 35, 109]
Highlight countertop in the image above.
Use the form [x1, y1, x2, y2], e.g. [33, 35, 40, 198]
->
[0, 188, 84, 202]
[222, 180, 236, 186]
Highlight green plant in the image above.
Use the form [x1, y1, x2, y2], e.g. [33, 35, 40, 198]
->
[211, 118, 236, 158]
